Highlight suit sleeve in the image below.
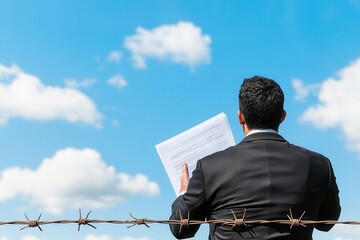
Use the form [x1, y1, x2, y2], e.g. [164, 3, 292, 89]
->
[169, 160, 208, 239]
[315, 159, 341, 231]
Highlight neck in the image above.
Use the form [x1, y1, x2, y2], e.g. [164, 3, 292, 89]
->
[243, 124, 278, 136]
[242, 123, 251, 136]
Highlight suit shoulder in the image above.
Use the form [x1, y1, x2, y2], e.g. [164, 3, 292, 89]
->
[288, 142, 330, 163]
[198, 144, 239, 167]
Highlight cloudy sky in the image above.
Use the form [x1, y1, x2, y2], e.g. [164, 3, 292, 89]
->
[1, 1, 360, 240]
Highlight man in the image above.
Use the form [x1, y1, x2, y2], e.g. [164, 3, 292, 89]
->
[169, 76, 341, 240]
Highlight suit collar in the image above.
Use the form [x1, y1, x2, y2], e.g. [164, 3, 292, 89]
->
[241, 132, 287, 143]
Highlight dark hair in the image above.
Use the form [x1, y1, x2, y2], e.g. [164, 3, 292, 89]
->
[239, 76, 284, 130]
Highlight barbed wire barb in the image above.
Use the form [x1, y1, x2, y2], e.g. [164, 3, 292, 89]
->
[127, 213, 150, 228]
[20, 213, 43, 231]
[178, 209, 190, 234]
[78, 209, 96, 231]
[226, 209, 247, 229]
[287, 209, 306, 229]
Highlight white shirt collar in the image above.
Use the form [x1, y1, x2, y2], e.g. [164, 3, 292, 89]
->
[246, 129, 277, 137]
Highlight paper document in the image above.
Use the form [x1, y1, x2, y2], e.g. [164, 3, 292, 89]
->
[155, 112, 236, 196]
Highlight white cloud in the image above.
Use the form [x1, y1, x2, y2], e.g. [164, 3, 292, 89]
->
[21, 235, 39, 240]
[121, 237, 152, 240]
[292, 78, 320, 101]
[124, 21, 211, 69]
[65, 78, 96, 89]
[108, 75, 128, 89]
[107, 51, 123, 62]
[300, 57, 360, 155]
[0, 63, 21, 78]
[117, 174, 160, 196]
[0, 148, 160, 214]
[83, 235, 152, 240]
[85, 235, 113, 240]
[329, 224, 360, 240]
[0, 64, 102, 127]
[0, 237, 9, 240]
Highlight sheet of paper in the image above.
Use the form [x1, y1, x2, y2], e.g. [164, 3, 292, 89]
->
[155, 112, 236, 196]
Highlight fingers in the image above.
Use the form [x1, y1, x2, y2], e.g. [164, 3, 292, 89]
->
[182, 162, 189, 179]
[180, 162, 189, 194]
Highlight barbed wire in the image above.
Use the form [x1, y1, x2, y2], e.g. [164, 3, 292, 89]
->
[0, 209, 359, 233]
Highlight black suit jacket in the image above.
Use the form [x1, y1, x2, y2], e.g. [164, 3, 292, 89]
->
[170, 132, 341, 240]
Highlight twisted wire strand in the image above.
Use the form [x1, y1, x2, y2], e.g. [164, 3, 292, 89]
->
[0, 209, 359, 233]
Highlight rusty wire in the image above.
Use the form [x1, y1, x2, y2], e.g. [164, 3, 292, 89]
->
[0, 208, 359, 233]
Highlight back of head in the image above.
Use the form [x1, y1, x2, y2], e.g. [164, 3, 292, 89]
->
[239, 76, 284, 130]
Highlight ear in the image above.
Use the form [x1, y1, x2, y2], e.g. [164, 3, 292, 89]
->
[238, 110, 246, 125]
[280, 110, 286, 124]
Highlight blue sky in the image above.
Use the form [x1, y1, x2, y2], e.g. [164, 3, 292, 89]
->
[1, 1, 360, 240]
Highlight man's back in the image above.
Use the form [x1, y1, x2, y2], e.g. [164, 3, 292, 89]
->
[170, 76, 340, 240]
[170, 132, 341, 239]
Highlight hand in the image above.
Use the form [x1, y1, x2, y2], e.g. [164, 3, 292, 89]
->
[180, 162, 189, 194]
